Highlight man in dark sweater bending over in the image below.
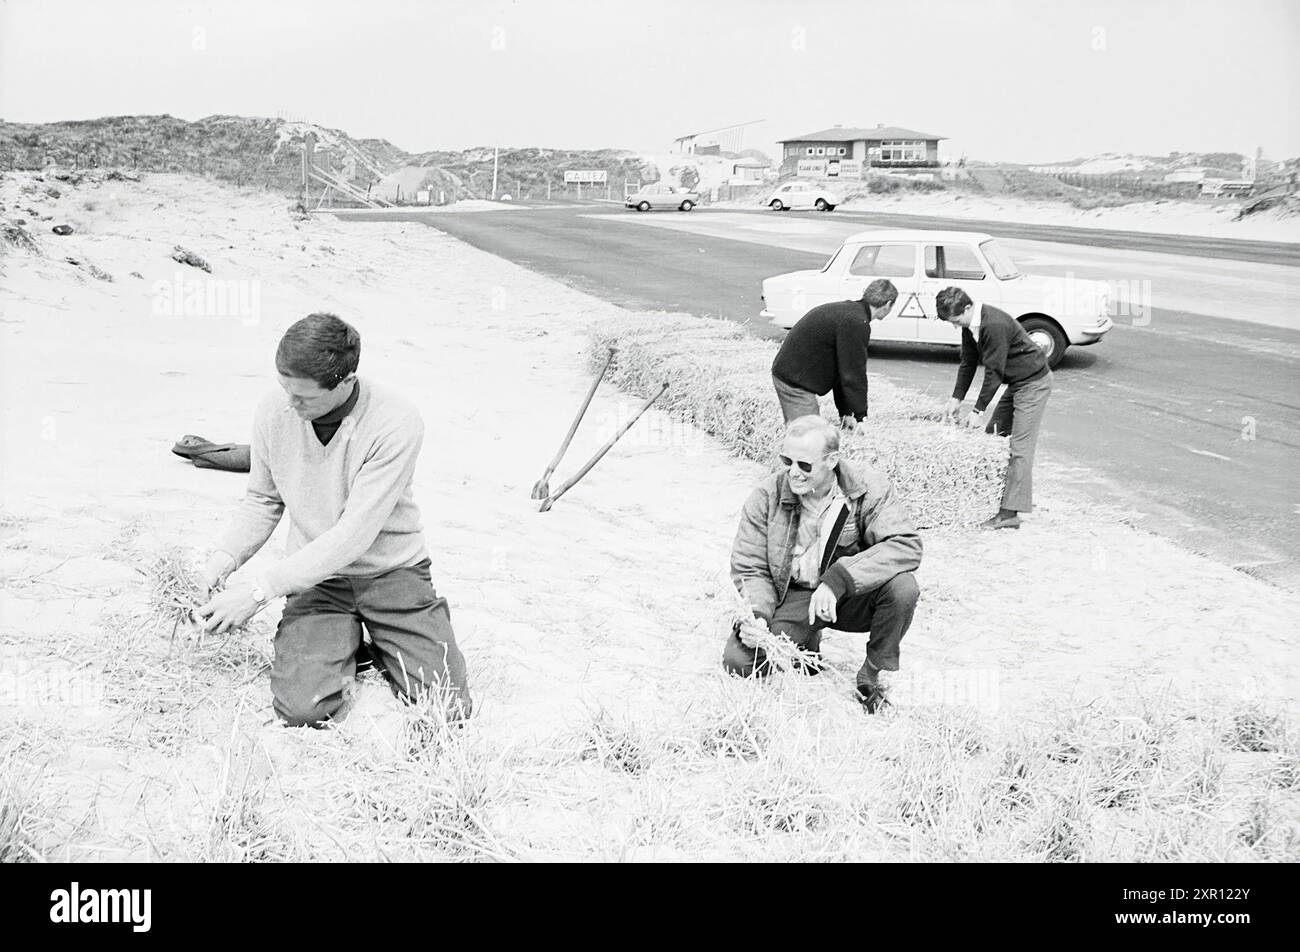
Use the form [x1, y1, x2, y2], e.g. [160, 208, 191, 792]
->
[194, 313, 472, 725]
[937, 287, 1053, 530]
[771, 279, 899, 430]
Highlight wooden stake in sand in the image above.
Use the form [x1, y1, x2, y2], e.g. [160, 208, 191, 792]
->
[531, 347, 616, 500]
[539, 382, 668, 512]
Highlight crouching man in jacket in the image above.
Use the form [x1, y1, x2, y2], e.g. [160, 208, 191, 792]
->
[725, 415, 921, 711]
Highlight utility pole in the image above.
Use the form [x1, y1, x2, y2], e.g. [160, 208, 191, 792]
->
[491, 145, 499, 201]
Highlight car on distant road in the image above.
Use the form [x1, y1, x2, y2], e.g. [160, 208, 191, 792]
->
[760, 229, 1112, 367]
[765, 180, 842, 211]
[625, 183, 700, 212]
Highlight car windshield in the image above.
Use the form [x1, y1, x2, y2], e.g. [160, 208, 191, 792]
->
[980, 240, 1022, 279]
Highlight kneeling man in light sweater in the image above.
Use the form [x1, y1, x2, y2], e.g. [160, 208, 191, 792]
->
[196, 313, 471, 726]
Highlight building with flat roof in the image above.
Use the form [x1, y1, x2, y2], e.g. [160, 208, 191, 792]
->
[777, 124, 946, 178]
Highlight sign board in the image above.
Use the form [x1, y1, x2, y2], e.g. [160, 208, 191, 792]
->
[898, 292, 929, 318]
[416, 190, 430, 204]
[564, 170, 607, 184]
[839, 160, 863, 179]
[826, 159, 841, 178]
[797, 159, 826, 177]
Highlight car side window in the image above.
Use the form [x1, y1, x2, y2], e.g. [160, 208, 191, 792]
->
[925, 244, 986, 280]
[849, 244, 915, 277]
[942, 245, 986, 280]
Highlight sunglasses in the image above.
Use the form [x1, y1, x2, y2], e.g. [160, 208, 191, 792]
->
[779, 453, 834, 474]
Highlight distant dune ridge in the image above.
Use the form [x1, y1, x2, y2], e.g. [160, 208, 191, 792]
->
[0, 114, 659, 203]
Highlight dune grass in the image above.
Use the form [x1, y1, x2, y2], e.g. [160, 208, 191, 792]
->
[2, 530, 1295, 862]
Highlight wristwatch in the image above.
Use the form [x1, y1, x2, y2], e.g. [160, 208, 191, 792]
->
[250, 580, 270, 606]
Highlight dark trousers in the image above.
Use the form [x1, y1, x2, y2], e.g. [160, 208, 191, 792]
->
[722, 572, 919, 688]
[272, 558, 471, 726]
[985, 371, 1052, 512]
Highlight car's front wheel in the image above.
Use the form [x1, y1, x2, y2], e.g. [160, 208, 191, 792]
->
[679, 200, 694, 212]
[636, 201, 651, 212]
[815, 198, 830, 211]
[1020, 317, 1068, 368]
[769, 199, 786, 211]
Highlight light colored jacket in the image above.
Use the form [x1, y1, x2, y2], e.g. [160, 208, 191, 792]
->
[730, 459, 922, 622]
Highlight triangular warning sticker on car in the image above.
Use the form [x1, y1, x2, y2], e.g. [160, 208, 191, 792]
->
[898, 292, 929, 318]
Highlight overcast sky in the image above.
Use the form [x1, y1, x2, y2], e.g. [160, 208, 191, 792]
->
[2, 0, 1295, 163]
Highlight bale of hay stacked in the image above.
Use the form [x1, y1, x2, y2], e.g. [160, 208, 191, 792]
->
[587, 313, 1007, 529]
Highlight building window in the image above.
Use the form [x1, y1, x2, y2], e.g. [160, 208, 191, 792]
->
[815, 147, 825, 155]
[879, 140, 928, 164]
[806, 147, 815, 155]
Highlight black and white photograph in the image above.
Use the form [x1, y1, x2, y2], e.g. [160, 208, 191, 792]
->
[0, 0, 1296, 884]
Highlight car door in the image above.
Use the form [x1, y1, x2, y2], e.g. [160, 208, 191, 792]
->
[781, 243, 859, 318]
[915, 243, 1002, 342]
[840, 243, 921, 340]
[646, 184, 672, 209]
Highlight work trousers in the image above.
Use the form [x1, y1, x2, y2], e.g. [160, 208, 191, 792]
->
[272, 558, 471, 726]
[986, 371, 1052, 513]
[772, 374, 822, 424]
[722, 571, 919, 689]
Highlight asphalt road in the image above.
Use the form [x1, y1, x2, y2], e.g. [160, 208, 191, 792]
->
[337, 203, 1300, 590]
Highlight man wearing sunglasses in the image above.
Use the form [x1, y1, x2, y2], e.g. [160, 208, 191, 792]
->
[726, 415, 922, 712]
[771, 278, 899, 431]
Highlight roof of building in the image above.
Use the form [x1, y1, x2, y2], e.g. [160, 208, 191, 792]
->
[779, 125, 946, 143]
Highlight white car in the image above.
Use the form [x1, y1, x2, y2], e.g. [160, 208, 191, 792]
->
[760, 229, 1113, 367]
[765, 180, 842, 212]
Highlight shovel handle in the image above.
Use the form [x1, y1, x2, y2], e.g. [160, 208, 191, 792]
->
[540, 382, 668, 510]
[538, 347, 616, 482]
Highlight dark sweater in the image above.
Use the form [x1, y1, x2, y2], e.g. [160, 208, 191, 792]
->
[952, 305, 1049, 411]
[771, 300, 872, 420]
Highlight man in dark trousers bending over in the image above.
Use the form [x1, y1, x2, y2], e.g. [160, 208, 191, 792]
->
[771, 279, 899, 430]
[726, 415, 922, 712]
[195, 313, 472, 725]
[937, 286, 1053, 530]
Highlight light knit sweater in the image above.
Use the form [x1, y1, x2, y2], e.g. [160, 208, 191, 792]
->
[217, 379, 428, 597]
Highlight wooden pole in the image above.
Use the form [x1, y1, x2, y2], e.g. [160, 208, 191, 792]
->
[492, 145, 499, 201]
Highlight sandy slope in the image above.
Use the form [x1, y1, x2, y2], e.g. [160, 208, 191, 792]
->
[1, 171, 1297, 858]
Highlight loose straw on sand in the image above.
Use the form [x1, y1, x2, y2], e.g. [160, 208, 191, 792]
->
[146, 548, 206, 641]
[720, 573, 828, 676]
